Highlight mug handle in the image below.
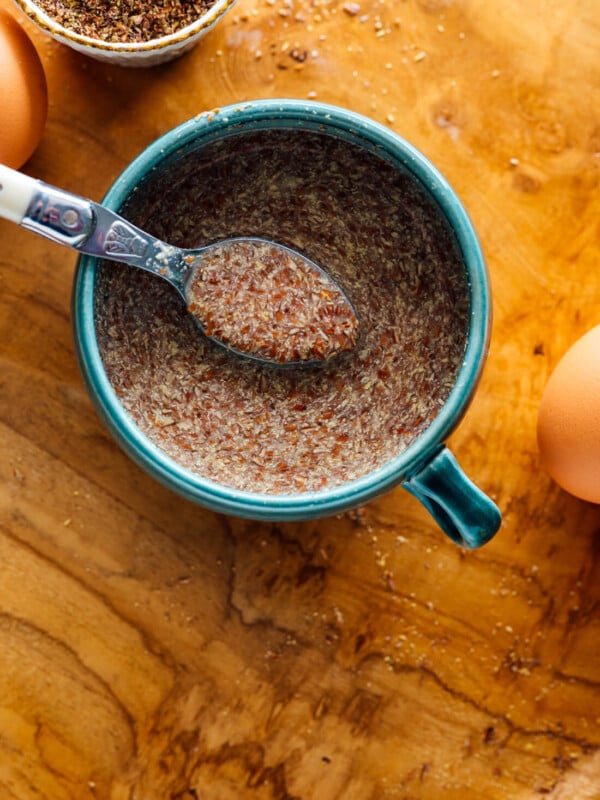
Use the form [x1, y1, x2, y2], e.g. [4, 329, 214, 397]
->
[403, 446, 501, 548]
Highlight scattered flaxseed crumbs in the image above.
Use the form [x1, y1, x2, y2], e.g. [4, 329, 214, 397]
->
[289, 47, 308, 63]
[186, 240, 359, 364]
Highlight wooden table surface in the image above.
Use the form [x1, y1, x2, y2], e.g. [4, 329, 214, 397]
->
[1, 0, 599, 797]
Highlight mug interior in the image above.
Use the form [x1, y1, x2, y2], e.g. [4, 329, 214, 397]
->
[72, 100, 491, 520]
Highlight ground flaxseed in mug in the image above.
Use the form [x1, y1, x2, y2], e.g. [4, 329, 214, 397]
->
[94, 129, 471, 495]
[34, 0, 214, 43]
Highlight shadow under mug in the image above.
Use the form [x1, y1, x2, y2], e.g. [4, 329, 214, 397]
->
[72, 99, 502, 548]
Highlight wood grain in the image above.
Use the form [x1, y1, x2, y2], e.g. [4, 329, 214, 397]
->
[1, 0, 599, 798]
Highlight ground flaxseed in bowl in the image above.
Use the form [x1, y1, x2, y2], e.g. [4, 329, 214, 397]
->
[13, 0, 238, 65]
[29, 0, 213, 42]
[93, 126, 471, 496]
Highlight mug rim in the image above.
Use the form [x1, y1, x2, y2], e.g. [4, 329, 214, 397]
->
[72, 99, 491, 519]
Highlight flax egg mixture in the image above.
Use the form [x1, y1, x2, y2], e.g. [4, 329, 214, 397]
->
[95, 129, 470, 494]
[186, 238, 359, 364]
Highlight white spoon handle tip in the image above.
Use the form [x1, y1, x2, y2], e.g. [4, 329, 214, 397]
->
[0, 164, 39, 224]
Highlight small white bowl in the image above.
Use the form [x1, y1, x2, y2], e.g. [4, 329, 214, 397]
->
[12, 0, 239, 66]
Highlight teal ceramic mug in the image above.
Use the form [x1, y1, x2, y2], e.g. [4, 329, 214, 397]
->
[72, 99, 501, 548]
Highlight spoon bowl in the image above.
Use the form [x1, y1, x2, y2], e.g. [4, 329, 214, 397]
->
[0, 164, 358, 366]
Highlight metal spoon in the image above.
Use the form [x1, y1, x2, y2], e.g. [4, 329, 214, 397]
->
[0, 165, 359, 366]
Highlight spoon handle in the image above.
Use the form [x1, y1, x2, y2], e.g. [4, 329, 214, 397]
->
[0, 164, 188, 288]
[0, 163, 95, 246]
[0, 164, 38, 223]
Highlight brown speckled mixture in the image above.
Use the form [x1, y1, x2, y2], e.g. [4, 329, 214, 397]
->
[34, 0, 212, 42]
[95, 129, 470, 494]
[186, 238, 359, 364]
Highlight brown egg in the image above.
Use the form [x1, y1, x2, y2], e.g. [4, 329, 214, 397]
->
[0, 9, 47, 168]
[537, 325, 600, 503]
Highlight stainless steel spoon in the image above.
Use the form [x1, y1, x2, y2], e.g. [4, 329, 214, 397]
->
[0, 165, 359, 366]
